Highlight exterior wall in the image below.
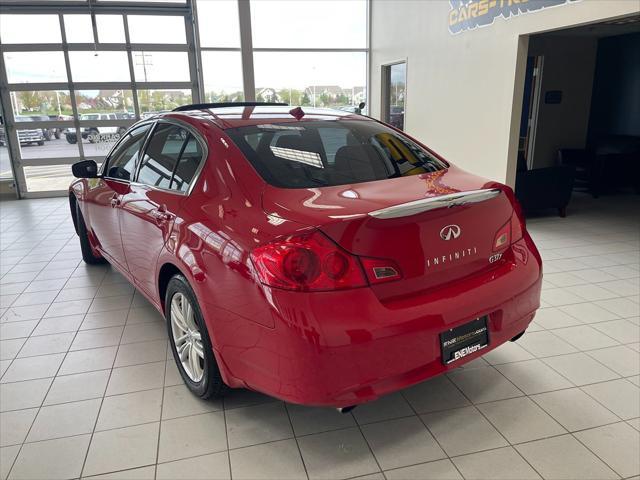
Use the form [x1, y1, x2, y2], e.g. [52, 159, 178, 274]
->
[369, 0, 640, 186]
[528, 35, 598, 168]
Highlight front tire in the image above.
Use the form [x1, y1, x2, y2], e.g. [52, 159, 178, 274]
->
[166, 275, 227, 400]
[76, 203, 106, 265]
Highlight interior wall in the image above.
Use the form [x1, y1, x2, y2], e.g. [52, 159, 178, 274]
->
[588, 32, 640, 143]
[528, 35, 598, 169]
[369, 0, 639, 187]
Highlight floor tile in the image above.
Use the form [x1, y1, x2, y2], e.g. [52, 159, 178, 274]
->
[225, 401, 293, 449]
[297, 427, 379, 480]
[230, 440, 306, 480]
[31, 314, 83, 336]
[451, 446, 541, 480]
[0, 377, 52, 412]
[543, 352, 619, 385]
[0, 321, 38, 340]
[70, 326, 124, 351]
[1, 353, 64, 383]
[591, 318, 640, 344]
[515, 434, 618, 480]
[157, 451, 230, 480]
[44, 299, 92, 318]
[581, 378, 640, 419]
[531, 387, 619, 431]
[495, 359, 573, 394]
[84, 466, 156, 479]
[559, 301, 622, 324]
[0, 339, 25, 361]
[8, 434, 90, 480]
[477, 396, 566, 443]
[384, 458, 462, 480]
[114, 339, 167, 368]
[574, 422, 640, 478]
[361, 416, 445, 470]
[287, 403, 356, 436]
[482, 341, 535, 365]
[105, 361, 165, 396]
[352, 392, 414, 425]
[83, 422, 159, 477]
[0, 445, 20, 480]
[26, 397, 101, 442]
[120, 322, 167, 344]
[0, 408, 38, 447]
[421, 406, 508, 456]
[161, 384, 222, 420]
[402, 375, 471, 414]
[17, 332, 74, 358]
[447, 366, 523, 403]
[518, 330, 579, 357]
[96, 389, 162, 431]
[59, 346, 117, 375]
[551, 325, 620, 351]
[158, 412, 227, 463]
[532, 307, 583, 329]
[587, 345, 640, 377]
[80, 310, 128, 331]
[597, 297, 640, 318]
[38, 377, 98, 414]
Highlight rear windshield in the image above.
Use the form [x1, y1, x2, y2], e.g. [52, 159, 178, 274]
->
[226, 120, 447, 188]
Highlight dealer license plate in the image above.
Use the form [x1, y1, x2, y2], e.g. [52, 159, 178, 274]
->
[440, 317, 489, 365]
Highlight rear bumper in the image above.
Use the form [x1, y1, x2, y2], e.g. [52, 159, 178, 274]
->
[206, 234, 542, 407]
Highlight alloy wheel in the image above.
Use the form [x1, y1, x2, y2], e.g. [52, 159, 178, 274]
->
[170, 292, 205, 382]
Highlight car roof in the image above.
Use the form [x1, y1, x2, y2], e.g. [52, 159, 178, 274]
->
[159, 105, 372, 130]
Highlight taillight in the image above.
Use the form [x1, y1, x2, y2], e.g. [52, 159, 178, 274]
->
[493, 220, 510, 251]
[494, 212, 525, 251]
[251, 230, 367, 291]
[360, 257, 402, 285]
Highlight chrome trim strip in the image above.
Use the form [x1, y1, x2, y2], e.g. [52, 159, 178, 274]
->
[367, 188, 502, 219]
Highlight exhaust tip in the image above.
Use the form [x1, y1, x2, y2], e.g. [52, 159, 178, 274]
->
[337, 405, 356, 414]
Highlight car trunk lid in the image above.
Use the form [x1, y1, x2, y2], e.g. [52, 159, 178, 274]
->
[261, 167, 515, 301]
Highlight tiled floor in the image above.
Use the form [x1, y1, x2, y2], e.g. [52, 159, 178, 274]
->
[0, 193, 638, 480]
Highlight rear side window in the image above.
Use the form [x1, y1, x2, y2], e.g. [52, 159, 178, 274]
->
[136, 123, 204, 192]
[104, 124, 151, 181]
[226, 120, 447, 188]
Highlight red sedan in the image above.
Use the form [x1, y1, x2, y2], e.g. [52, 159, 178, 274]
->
[69, 103, 542, 408]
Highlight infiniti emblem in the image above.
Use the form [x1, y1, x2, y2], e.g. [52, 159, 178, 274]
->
[440, 224, 461, 241]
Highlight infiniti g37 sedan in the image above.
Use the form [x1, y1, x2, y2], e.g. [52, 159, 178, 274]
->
[69, 103, 542, 408]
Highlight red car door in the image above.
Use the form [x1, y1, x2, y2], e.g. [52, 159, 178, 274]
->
[85, 123, 152, 270]
[119, 121, 205, 299]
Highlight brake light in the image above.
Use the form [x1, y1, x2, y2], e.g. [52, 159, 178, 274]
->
[251, 230, 367, 291]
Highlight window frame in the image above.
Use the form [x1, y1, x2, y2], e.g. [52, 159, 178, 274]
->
[101, 121, 154, 182]
[132, 117, 208, 196]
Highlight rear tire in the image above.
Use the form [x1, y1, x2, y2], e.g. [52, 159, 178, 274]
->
[76, 203, 106, 265]
[166, 274, 228, 400]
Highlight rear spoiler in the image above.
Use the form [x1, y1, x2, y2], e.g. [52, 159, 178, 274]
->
[172, 102, 288, 112]
[368, 188, 501, 219]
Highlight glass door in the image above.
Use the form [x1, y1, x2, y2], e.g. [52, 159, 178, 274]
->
[382, 61, 407, 131]
[0, 4, 198, 197]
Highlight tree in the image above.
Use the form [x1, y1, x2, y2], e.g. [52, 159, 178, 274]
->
[17, 91, 42, 112]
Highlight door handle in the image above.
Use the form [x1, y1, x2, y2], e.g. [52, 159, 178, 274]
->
[150, 207, 173, 224]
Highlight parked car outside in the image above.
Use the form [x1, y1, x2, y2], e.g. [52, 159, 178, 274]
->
[66, 113, 127, 144]
[69, 103, 542, 409]
[0, 116, 45, 146]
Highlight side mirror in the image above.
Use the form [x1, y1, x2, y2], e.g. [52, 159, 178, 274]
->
[72, 160, 99, 178]
[358, 101, 366, 110]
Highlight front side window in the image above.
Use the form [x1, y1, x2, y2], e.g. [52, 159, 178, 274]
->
[136, 123, 203, 192]
[104, 124, 151, 181]
[226, 120, 447, 189]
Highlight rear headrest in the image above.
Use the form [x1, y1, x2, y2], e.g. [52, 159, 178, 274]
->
[334, 145, 388, 180]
